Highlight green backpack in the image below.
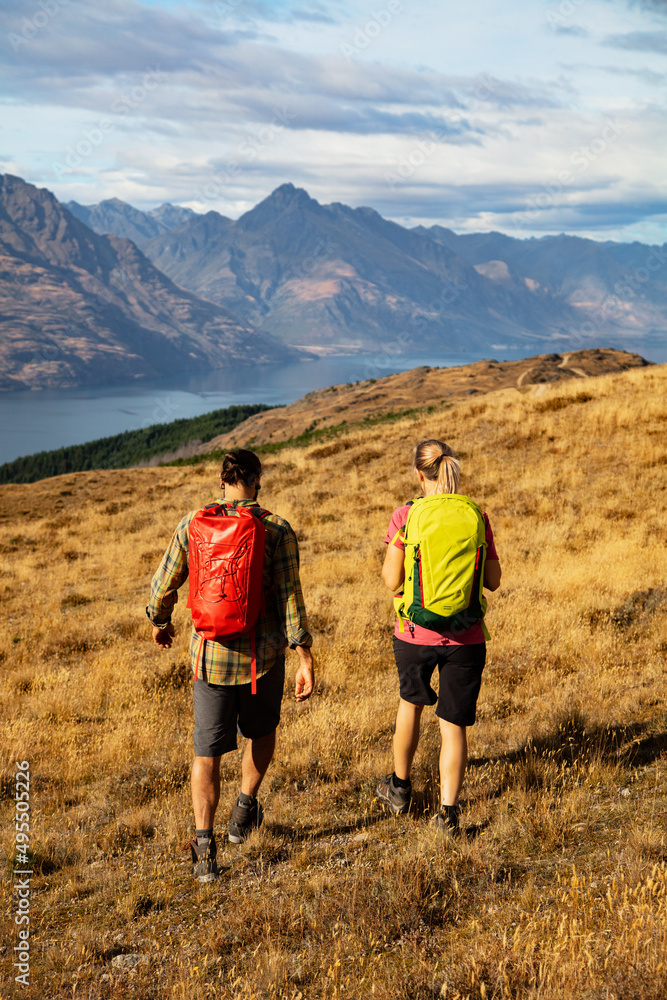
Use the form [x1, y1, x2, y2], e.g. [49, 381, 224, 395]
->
[394, 493, 489, 639]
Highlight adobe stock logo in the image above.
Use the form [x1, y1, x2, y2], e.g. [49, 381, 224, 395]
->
[8, 0, 71, 51]
[384, 76, 496, 189]
[51, 68, 164, 181]
[194, 107, 296, 204]
[340, 1, 405, 63]
[511, 115, 629, 233]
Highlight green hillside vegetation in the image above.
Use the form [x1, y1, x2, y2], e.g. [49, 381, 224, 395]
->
[0, 404, 273, 484]
[166, 405, 437, 466]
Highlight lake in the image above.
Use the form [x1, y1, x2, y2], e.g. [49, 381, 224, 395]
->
[0, 344, 665, 466]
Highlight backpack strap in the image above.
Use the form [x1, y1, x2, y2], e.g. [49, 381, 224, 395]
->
[251, 507, 271, 520]
[250, 629, 257, 695]
[250, 508, 270, 692]
[394, 499, 420, 632]
[203, 502, 228, 516]
[202, 502, 271, 519]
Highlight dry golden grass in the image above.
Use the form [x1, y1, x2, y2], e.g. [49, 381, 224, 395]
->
[1, 363, 666, 999]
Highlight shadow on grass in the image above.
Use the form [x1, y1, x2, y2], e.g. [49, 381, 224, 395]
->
[269, 797, 491, 842]
[473, 713, 667, 771]
[269, 810, 389, 841]
[469, 712, 667, 799]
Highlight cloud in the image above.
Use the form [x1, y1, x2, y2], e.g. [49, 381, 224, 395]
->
[0, 0, 252, 82]
[553, 25, 590, 37]
[196, 0, 343, 25]
[0, 0, 570, 131]
[376, 183, 667, 237]
[604, 29, 667, 53]
[1, 0, 665, 244]
[604, 64, 666, 84]
[632, 0, 667, 12]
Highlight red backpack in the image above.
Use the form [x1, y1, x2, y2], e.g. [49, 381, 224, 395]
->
[187, 502, 269, 691]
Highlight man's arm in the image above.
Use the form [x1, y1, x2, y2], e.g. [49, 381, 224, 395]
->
[272, 524, 314, 700]
[146, 515, 191, 649]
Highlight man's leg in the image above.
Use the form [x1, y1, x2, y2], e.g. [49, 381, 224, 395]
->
[228, 731, 276, 843]
[240, 730, 276, 797]
[191, 755, 222, 830]
[229, 659, 284, 842]
[393, 698, 424, 780]
[438, 719, 467, 806]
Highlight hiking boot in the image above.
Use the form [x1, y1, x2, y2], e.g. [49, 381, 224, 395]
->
[189, 836, 218, 883]
[228, 793, 264, 844]
[376, 773, 411, 815]
[432, 805, 460, 835]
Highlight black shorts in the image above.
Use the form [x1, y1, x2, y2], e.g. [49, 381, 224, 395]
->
[193, 657, 285, 757]
[392, 635, 486, 727]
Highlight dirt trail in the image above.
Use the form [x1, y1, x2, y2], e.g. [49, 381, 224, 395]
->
[557, 353, 587, 378]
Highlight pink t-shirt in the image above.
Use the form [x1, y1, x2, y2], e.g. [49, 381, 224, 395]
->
[385, 502, 498, 646]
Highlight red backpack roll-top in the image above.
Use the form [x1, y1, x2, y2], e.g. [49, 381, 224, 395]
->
[187, 502, 270, 690]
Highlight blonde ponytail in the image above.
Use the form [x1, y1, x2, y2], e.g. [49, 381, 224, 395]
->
[435, 453, 460, 494]
[414, 439, 460, 495]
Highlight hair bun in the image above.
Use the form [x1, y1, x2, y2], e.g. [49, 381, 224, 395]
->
[221, 449, 262, 487]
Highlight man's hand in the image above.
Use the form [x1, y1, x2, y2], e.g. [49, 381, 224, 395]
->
[294, 646, 314, 702]
[152, 623, 175, 649]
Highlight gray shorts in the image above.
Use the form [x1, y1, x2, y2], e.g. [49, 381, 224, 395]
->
[193, 657, 285, 757]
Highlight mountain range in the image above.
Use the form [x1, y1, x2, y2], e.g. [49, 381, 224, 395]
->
[2, 174, 665, 392]
[412, 225, 667, 341]
[69, 183, 667, 355]
[0, 175, 299, 391]
[66, 197, 195, 246]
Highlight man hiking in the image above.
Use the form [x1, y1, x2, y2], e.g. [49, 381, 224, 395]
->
[146, 449, 314, 882]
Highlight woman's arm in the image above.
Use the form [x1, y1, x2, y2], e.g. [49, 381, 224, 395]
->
[483, 558, 501, 592]
[382, 543, 405, 593]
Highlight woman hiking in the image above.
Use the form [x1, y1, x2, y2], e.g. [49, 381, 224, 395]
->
[376, 439, 501, 833]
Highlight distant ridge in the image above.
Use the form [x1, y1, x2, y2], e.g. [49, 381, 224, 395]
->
[79, 182, 667, 354]
[3, 174, 665, 395]
[141, 183, 582, 350]
[0, 349, 649, 480]
[0, 174, 301, 391]
[193, 348, 651, 455]
[66, 197, 195, 245]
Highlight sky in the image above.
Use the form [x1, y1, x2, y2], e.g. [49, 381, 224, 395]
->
[1, 0, 666, 241]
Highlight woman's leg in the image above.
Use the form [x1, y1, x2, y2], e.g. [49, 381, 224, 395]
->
[438, 719, 467, 806]
[393, 699, 425, 780]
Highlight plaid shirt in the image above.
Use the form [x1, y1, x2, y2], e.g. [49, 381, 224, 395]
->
[147, 499, 311, 686]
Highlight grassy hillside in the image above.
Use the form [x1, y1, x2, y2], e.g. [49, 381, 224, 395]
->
[191, 348, 650, 455]
[0, 404, 272, 484]
[1, 364, 666, 999]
